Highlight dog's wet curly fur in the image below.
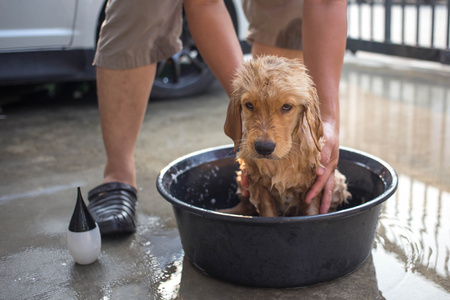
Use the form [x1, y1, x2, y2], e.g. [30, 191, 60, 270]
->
[223, 56, 350, 217]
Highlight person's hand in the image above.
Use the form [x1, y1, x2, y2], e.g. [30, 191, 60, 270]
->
[305, 121, 340, 214]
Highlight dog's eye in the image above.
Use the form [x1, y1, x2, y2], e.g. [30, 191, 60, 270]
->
[282, 104, 293, 112]
[245, 102, 254, 110]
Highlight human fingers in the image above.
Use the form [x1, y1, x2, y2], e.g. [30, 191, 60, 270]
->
[305, 137, 333, 204]
[319, 172, 335, 214]
[305, 164, 332, 205]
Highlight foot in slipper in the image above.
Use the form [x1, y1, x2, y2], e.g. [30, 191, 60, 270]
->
[88, 182, 138, 235]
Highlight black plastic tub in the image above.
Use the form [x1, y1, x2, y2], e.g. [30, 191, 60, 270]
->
[157, 145, 398, 288]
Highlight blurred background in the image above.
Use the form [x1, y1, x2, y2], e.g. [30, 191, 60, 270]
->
[0, 1, 449, 299]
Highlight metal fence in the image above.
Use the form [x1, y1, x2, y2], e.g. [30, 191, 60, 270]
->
[347, 0, 450, 64]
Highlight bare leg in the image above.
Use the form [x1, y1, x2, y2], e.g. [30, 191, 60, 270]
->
[96, 64, 156, 189]
[87, 65, 155, 235]
[251, 42, 303, 61]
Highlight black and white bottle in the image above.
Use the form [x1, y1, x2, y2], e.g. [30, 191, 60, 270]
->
[67, 187, 101, 265]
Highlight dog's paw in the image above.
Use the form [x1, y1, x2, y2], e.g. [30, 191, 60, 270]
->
[217, 195, 258, 216]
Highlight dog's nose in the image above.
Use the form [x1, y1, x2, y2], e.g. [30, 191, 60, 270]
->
[254, 140, 276, 156]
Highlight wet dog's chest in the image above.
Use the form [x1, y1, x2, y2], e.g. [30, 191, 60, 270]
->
[256, 160, 313, 190]
[253, 162, 313, 214]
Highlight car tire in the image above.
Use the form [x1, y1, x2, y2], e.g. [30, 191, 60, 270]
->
[150, 12, 216, 99]
[149, 30, 216, 99]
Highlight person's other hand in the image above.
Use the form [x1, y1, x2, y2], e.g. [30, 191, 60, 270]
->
[240, 168, 250, 198]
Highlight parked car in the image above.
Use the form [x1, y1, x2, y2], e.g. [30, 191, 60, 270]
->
[0, 0, 250, 99]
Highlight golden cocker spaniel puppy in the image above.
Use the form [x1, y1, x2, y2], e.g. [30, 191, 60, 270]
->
[223, 56, 350, 217]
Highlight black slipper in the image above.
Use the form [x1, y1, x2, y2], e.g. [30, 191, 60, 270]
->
[87, 182, 138, 235]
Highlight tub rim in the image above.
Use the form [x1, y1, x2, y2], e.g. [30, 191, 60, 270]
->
[156, 145, 398, 224]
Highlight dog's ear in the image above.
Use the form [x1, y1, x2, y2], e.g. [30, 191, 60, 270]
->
[224, 92, 242, 152]
[304, 87, 324, 152]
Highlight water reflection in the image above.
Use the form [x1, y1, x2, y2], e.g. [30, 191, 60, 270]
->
[374, 175, 450, 296]
[340, 60, 450, 297]
[340, 63, 450, 187]
[385, 176, 450, 277]
[177, 254, 384, 299]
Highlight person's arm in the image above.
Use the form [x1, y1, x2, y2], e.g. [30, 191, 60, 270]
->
[302, 0, 347, 214]
[183, 0, 244, 97]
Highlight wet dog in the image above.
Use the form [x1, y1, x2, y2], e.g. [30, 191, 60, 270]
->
[223, 56, 350, 217]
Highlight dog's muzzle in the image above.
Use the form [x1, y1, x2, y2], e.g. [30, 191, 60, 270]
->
[254, 140, 276, 156]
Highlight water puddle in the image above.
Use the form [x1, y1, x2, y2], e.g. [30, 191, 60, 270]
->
[372, 174, 450, 298]
[339, 63, 450, 298]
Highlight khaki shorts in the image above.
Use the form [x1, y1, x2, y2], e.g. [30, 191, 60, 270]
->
[94, 0, 303, 70]
[242, 0, 303, 50]
[94, 0, 183, 69]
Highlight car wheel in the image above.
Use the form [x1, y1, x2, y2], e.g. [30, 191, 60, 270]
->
[150, 13, 216, 99]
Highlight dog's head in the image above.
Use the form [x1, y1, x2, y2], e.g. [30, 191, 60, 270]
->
[224, 56, 323, 159]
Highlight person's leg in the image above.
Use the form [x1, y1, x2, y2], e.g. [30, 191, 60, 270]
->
[87, 65, 155, 235]
[89, 0, 183, 235]
[94, 0, 182, 189]
[96, 65, 156, 189]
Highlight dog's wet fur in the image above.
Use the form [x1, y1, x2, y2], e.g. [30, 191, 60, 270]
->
[223, 56, 350, 217]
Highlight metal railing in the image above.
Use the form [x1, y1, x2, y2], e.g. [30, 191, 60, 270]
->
[347, 0, 450, 64]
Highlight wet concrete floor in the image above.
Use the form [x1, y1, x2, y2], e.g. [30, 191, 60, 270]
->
[0, 53, 449, 299]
